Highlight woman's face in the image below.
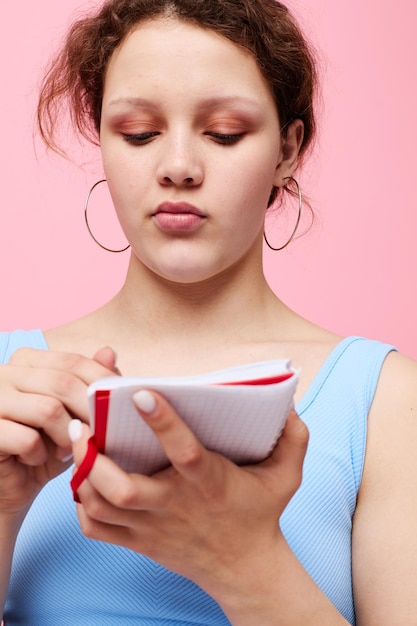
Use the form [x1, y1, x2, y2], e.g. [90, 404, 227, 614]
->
[100, 17, 300, 284]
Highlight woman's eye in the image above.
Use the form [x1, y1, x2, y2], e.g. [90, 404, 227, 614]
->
[122, 132, 159, 145]
[206, 132, 245, 145]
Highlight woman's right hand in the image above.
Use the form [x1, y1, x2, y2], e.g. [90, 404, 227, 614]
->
[0, 346, 117, 519]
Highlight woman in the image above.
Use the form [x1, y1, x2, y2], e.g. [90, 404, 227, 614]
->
[1, 1, 417, 624]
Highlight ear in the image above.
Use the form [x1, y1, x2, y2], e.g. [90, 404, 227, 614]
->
[272, 119, 304, 187]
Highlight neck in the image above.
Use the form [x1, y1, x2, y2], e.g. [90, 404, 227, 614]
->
[47, 250, 309, 378]
[109, 252, 285, 347]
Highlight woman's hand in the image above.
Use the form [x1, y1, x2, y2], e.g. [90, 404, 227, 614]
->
[0, 346, 118, 519]
[70, 390, 309, 606]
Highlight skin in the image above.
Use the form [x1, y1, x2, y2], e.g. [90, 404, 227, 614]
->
[2, 16, 417, 625]
[99, 18, 286, 285]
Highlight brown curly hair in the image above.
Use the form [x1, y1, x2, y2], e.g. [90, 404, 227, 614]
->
[37, 0, 318, 166]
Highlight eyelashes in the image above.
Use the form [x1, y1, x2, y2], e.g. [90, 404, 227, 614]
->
[122, 132, 160, 145]
[122, 131, 245, 146]
[205, 132, 245, 145]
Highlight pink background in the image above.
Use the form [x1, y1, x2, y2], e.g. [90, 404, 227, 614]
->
[1, 0, 416, 358]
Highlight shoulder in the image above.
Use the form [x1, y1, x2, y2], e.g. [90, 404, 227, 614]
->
[367, 351, 417, 441]
[373, 350, 417, 406]
[356, 349, 417, 529]
[364, 352, 417, 476]
[365, 350, 417, 473]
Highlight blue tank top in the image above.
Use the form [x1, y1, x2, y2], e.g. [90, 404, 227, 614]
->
[2, 330, 394, 625]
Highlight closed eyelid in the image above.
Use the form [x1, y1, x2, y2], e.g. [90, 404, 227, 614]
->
[104, 106, 261, 142]
[205, 124, 247, 135]
[117, 120, 161, 133]
[103, 99, 264, 134]
[205, 116, 246, 126]
[104, 107, 164, 131]
[202, 111, 262, 132]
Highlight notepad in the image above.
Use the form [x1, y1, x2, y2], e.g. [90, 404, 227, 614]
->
[87, 359, 298, 475]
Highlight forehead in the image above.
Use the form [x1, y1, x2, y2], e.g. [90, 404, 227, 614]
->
[103, 17, 276, 111]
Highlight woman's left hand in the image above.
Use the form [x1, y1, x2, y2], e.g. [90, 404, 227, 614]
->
[69, 390, 308, 606]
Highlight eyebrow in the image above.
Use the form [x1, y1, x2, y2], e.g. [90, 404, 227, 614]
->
[106, 95, 263, 113]
[107, 97, 158, 110]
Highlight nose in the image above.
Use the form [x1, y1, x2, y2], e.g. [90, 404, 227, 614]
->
[156, 133, 203, 188]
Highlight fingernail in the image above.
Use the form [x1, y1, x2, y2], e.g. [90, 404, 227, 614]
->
[133, 390, 157, 414]
[61, 453, 74, 463]
[68, 419, 83, 443]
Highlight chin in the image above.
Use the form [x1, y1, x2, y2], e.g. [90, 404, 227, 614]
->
[149, 260, 228, 287]
[160, 269, 217, 286]
[136, 246, 238, 286]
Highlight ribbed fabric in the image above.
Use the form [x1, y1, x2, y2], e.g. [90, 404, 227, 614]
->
[2, 331, 394, 625]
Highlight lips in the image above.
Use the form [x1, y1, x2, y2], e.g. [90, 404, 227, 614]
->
[154, 201, 206, 217]
[152, 201, 207, 232]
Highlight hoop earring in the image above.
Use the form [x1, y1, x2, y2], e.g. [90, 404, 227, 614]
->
[263, 176, 302, 251]
[84, 179, 130, 253]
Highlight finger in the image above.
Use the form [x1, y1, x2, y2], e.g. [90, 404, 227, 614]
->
[0, 419, 48, 466]
[0, 387, 77, 448]
[261, 410, 309, 489]
[5, 366, 92, 426]
[8, 356, 116, 422]
[92, 346, 121, 375]
[133, 390, 213, 484]
[9, 347, 116, 384]
[69, 420, 168, 511]
[76, 503, 149, 551]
